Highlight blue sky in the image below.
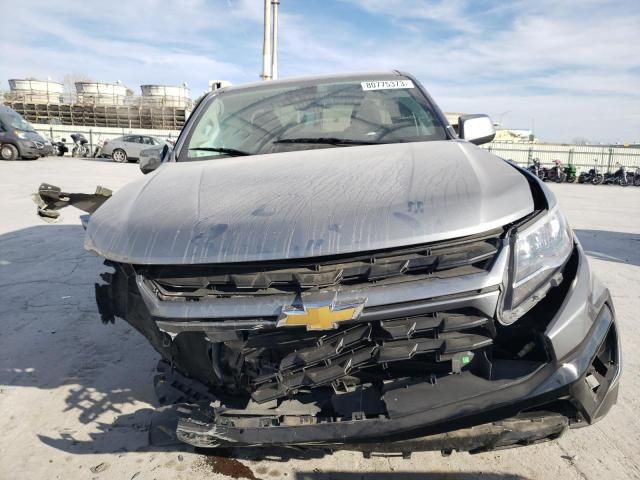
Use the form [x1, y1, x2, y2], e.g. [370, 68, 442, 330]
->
[1, 0, 639, 143]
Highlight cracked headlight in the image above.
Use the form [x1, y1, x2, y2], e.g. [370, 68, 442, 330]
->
[502, 208, 573, 324]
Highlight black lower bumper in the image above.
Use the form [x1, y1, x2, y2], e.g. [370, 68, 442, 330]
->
[176, 304, 619, 452]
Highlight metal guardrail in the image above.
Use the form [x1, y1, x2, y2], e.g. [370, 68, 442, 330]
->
[485, 143, 640, 173]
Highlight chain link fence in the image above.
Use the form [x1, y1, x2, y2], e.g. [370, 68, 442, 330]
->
[484, 142, 640, 174]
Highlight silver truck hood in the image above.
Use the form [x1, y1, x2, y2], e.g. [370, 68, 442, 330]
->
[85, 141, 534, 264]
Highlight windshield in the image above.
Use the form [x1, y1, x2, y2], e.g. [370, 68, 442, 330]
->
[0, 110, 35, 132]
[182, 77, 447, 160]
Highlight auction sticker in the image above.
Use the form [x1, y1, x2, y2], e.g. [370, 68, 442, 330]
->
[361, 80, 415, 91]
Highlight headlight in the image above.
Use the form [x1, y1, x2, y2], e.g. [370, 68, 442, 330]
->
[501, 208, 573, 323]
[14, 130, 27, 139]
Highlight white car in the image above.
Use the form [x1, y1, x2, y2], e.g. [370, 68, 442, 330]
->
[101, 135, 169, 163]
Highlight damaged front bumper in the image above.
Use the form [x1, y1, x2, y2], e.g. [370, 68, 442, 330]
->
[93, 230, 619, 454]
[176, 303, 618, 452]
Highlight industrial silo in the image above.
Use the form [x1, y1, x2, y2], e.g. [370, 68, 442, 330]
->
[75, 81, 128, 105]
[140, 83, 191, 108]
[8, 79, 63, 103]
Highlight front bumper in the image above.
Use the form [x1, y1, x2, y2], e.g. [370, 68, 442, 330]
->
[17, 139, 50, 158]
[177, 305, 619, 451]
[174, 246, 620, 452]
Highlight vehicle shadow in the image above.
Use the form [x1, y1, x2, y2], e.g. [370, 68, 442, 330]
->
[0, 224, 342, 459]
[0, 224, 164, 455]
[575, 229, 640, 267]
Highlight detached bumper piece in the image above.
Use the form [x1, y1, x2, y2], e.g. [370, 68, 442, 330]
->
[33, 183, 112, 220]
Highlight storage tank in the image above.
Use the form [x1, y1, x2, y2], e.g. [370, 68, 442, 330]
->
[140, 83, 191, 108]
[8, 79, 63, 104]
[75, 81, 128, 105]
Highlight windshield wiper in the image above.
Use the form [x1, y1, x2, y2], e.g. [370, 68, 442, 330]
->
[273, 137, 384, 146]
[188, 147, 251, 156]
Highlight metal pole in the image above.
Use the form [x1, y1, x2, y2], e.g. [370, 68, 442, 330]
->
[271, 0, 280, 80]
[261, 0, 272, 80]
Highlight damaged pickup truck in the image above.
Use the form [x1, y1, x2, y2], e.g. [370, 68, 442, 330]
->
[40, 71, 620, 455]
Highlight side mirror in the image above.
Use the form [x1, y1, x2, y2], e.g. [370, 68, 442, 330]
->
[458, 114, 496, 145]
[139, 145, 169, 174]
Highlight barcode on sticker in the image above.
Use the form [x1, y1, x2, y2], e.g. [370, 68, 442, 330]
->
[361, 80, 415, 91]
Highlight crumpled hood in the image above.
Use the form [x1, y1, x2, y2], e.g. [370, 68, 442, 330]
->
[85, 141, 534, 264]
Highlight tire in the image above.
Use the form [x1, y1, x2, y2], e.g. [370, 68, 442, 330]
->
[634, 177, 640, 187]
[0, 144, 19, 161]
[592, 174, 604, 185]
[56, 149, 64, 157]
[112, 148, 127, 163]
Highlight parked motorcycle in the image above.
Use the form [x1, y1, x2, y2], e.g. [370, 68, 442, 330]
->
[603, 165, 629, 186]
[527, 158, 546, 181]
[51, 138, 68, 157]
[92, 138, 106, 158]
[546, 159, 566, 183]
[578, 164, 604, 185]
[71, 133, 91, 157]
[563, 163, 577, 183]
[632, 167, 640, 187]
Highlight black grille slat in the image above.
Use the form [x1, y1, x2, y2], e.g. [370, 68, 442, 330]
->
[376, 338, 443, 362]
[381, 316, 441, 339]
[279, 324, 372, 370]
[439, 313, 489, 332]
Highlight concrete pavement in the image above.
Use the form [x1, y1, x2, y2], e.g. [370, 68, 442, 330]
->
[0, 157, 638, 480]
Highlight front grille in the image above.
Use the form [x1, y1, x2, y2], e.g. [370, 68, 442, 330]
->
[140, 230, 502, 299]
[215, 310, 495, 404]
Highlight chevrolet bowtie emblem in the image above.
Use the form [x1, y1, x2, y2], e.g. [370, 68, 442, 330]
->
[277, 299, 366, 331]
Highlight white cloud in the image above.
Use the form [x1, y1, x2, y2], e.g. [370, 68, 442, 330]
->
[0, 0, 638, 142]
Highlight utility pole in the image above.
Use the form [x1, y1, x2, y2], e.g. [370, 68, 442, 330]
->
[261, 0, 272, 80]
[271, 0, 280, 80]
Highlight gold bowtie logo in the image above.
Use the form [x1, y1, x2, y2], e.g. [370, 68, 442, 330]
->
[277, 300, 366, 331]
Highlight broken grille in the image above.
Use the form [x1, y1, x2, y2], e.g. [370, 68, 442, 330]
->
[140, 231, 502, 299]
[215, 311, 495, 404]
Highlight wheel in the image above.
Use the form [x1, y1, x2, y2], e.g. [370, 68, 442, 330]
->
[554, 173, 566, 183]
[634, 177, 640, 187]
[0, 144, 19, 161]
[619, 179, 629, 187]
[112, 148, 127, 163]
[56, 149, 64, 157]
[592, 174, 604, 185]
[566, 176, 576, 183]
